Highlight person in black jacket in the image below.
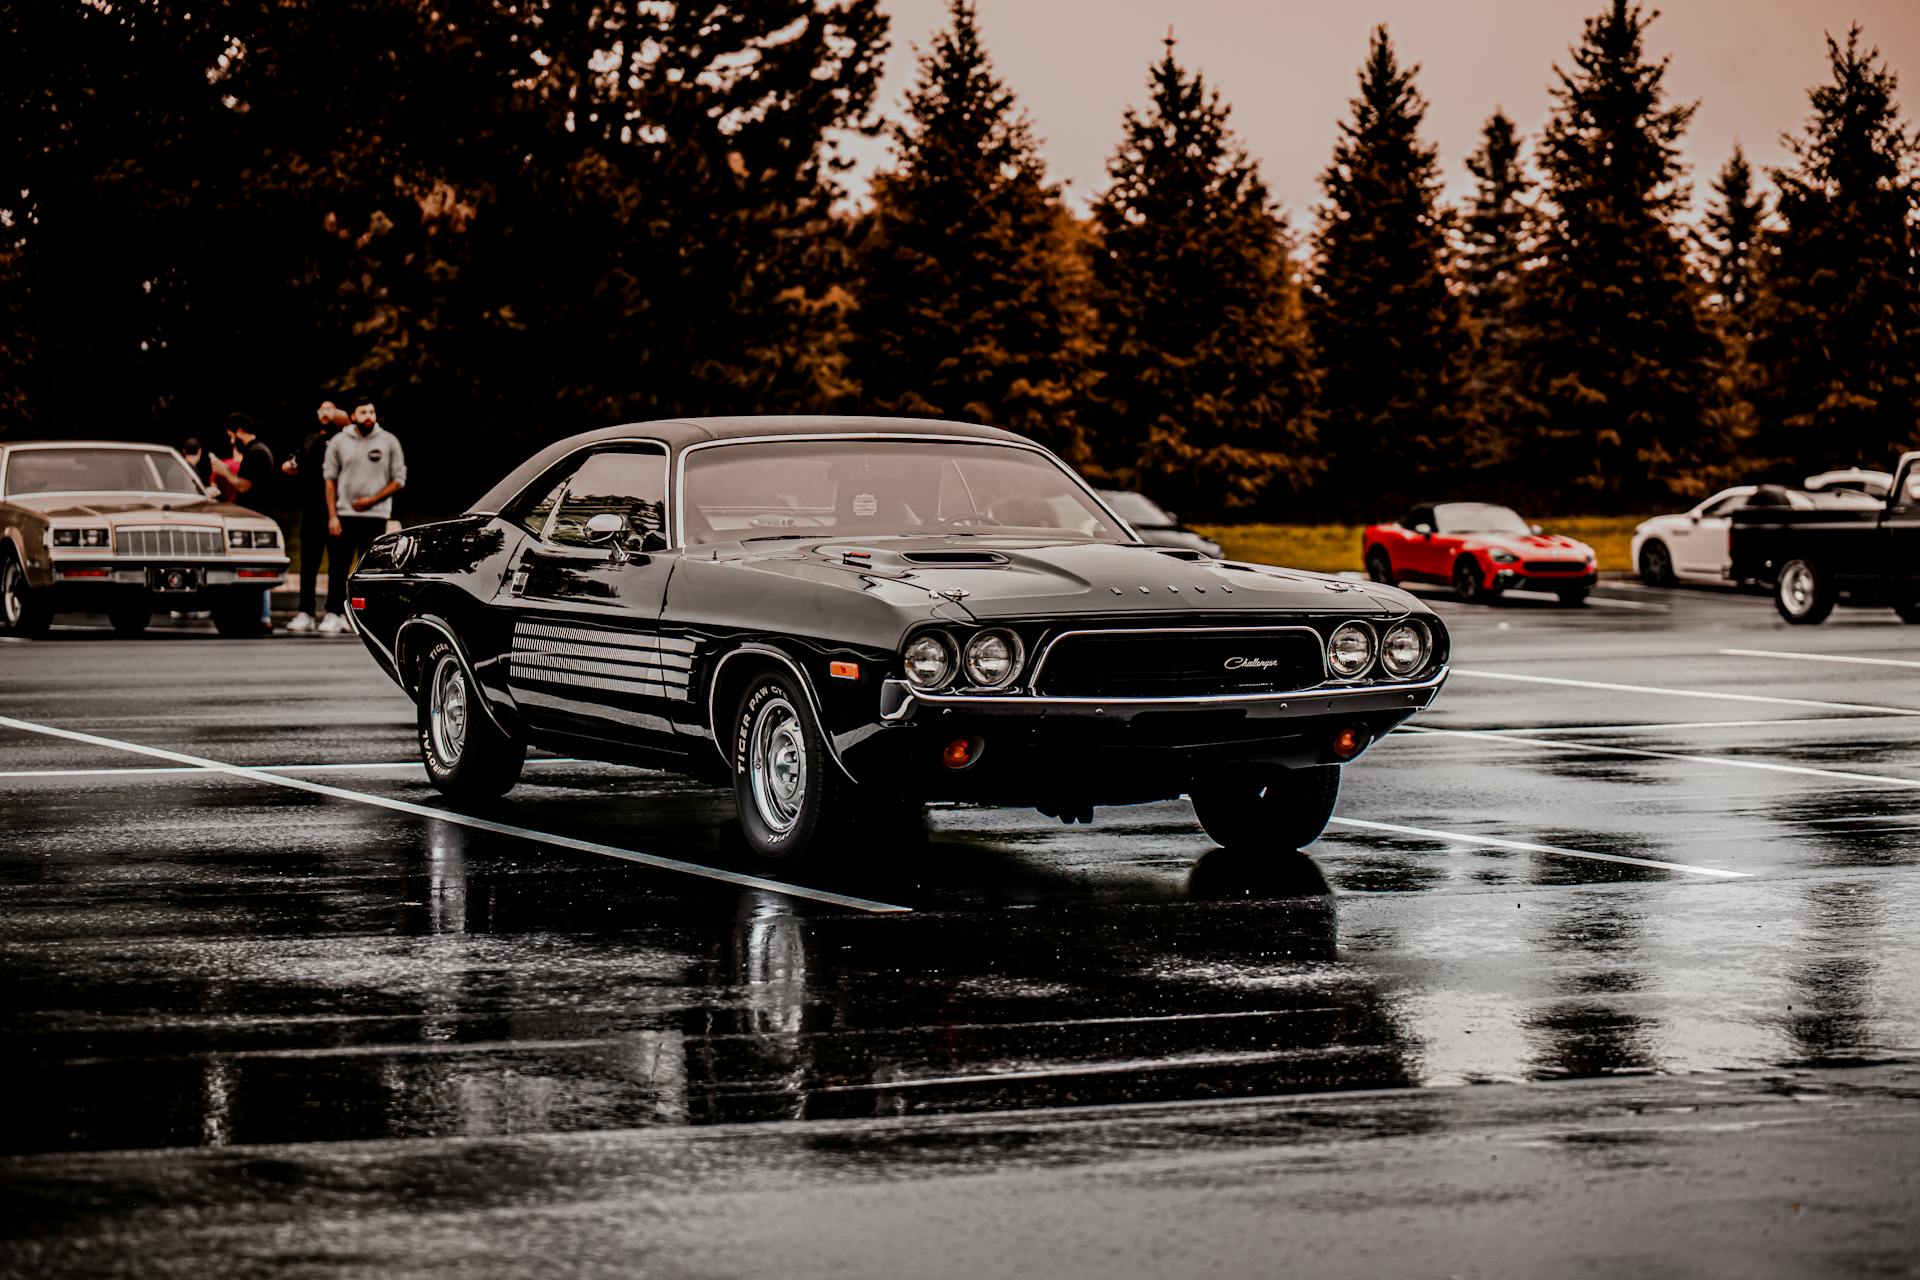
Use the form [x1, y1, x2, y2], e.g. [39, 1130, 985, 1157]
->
[280, 398, 349, 632]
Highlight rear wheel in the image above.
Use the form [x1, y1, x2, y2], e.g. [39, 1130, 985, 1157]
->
[1453, 557, 1494, 603]
[1638, 540, 1675, 586]
[417, 641, 525, 800]
[1190, 765, 1341, 853]
[109, 601, 152, 637]
[732, 670, 854, 862]
[1364, 547, 1394, 585]
[1775, 558, 1834, 625]
[0, 555, 51, 638]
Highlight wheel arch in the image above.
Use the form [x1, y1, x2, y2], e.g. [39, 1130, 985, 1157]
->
[705, 643, 857, 784]
[394, 615, 516, 737]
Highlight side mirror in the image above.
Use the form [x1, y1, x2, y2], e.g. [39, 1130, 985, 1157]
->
[1413, 523, 1433, 537]
[1529, 523, 1543, 535]
[584, 512, 627, 544]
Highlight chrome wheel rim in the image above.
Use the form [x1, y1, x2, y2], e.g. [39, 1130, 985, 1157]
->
[1781, 563, 1815, 616]
[1, 563, 20, 628]
[748, 695, 807, 836]
[429, 657, 469, 763]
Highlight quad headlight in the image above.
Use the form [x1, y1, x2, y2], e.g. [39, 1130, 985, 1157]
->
[52, 527, 109, 548]
[1380, 620, 1431, 677]
[227, 528, 280, 549]
[1327, 621, 1376, 678]
[902, 633, 955, 689]
[962, 629, 1022, 688]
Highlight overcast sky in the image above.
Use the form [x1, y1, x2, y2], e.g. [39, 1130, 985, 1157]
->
[837, 0, 1920, 227]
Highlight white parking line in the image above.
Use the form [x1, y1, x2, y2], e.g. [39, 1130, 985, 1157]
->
[1448, 715, 1886, 736]
[1324, 816, 1748, 878]
[1452, 668, 1920, 717]
[1398, 725, 1920, 792]
[0, 758, 587, 780]
[0, 715, 910, 914]
[1720, 648, 1920, 670]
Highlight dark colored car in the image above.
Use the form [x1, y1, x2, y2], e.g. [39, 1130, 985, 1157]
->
[348, 418, 1450, 863]
[1729, 452, 1920, 624]
[1098, 489, 1224, 558]
[1362, 502, 1597, 605]
[0, 441, 288, 637]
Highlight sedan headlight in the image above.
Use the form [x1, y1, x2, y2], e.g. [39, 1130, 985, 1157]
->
[903, 633, 955, 690]
[52, 528, 109, 547]
[962, 629, 1022, 687]
[1380, 620, 1430, 677]
[228, 528, 252, 548]
[1327, 621, 1376, 678]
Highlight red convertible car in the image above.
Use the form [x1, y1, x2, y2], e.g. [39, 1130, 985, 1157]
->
[1363, 503, 1597, 605]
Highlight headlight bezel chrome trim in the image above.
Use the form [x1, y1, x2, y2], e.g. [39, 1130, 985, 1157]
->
[961, 628, 1024, 689]
[1380, 619, 1431, 678]
[1326, 620, 1378, 680]
[902, 630, 957, 691]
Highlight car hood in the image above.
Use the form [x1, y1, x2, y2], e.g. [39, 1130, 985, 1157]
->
[713, 535, 1423, 619]
[1469, 531, 1592, 557]
[6, 492, 260, 521]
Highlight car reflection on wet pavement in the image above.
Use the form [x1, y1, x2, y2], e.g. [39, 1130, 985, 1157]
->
[2, 584, 1919, 1277]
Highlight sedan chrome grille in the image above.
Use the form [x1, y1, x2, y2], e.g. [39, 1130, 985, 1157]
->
[1034, 628, 1326, 698]
[114, 526, 225, 558]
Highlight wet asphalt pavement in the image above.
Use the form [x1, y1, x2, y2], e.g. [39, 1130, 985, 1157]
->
[3, 582, 1918, 1276]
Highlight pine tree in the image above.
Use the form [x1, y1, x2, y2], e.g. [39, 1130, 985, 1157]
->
[1749, 27, 1920, 471]
[846, 0, 1094, 461]
[1701, 147, 1765, 323]
[1514, 0, 1722, 505]
[1091, 39, 1318, 511]
[1457, 110, 1536, 476]
[1309, 26, 1469, 501]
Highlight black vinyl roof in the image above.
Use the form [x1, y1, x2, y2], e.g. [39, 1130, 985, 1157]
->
[471, 415, 1026, 514]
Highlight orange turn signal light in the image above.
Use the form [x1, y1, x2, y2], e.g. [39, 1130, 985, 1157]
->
[1332, 726, 1369, 760]
[829, 660, 860, 680]
[942, 736, 982, 770]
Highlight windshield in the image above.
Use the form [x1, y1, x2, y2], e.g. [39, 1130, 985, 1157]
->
[5, 447, 202, 498]
[1100, 490, 1176, 527]
[681, 440, 1126, 547]
[1435, 502, 1528, 535]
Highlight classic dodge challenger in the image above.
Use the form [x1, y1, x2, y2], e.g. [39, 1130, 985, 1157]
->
[348, 418, 1450, 861]
[1, 440, 288, 637]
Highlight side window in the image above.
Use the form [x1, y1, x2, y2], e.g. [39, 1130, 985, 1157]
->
[548, 449, 668, 548]
[512, 475, 568, 537]
[1699, 494, 1743, 518]
[1405, 506, 1434, 530]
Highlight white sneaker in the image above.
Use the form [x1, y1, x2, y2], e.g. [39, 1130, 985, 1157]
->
[287, 612, 314, 633]
[317, 613, 347, 635]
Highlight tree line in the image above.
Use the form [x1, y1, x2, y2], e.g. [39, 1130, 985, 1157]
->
[3, 0, 1917, 517]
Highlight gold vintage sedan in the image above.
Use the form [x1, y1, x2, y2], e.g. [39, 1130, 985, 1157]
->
[0, 441, 288, 637]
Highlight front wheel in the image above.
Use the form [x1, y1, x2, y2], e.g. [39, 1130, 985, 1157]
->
[0, 556, 52, 638]
[1190, 765, 1341, 853]
[417, 642, 525, 800]
[1775, 559, 1834, 625]
[1364, 548, 1394, 585]
[732, 672, 855, 861]
[1638, 540, 1675, 586]
[1894, 597, 1920, 624]
[1453, 557, 1494, 603]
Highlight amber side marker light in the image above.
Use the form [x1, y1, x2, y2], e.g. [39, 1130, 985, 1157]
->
[1332, 726, 1370, 760]
[829, 660, 860, 680]
[942, 736, 983, 770]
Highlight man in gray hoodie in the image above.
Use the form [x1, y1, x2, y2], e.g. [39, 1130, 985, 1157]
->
[319, 397, 407, 634]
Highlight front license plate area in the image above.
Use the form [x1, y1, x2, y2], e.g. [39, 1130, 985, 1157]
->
[148, 566, 203, 593]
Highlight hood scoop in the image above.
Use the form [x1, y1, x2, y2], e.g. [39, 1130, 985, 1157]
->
[1152, 547, 1211, 562]
[899, 550, 1009, 566]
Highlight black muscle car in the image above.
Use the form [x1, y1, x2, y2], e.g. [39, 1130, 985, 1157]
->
[1729, 451, 1920, 624]
[348, 418, 1450, 862]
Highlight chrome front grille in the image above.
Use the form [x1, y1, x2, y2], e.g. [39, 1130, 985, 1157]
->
[114, 526, 225, 558]
[1033, 628, 1326, 698]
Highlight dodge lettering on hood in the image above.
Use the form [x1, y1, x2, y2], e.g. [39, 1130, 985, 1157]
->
[349, 417, 1450, 863]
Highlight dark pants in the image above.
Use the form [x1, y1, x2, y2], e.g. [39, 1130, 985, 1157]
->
[327, 516, 386, 616]
[297, 507, 329, 615]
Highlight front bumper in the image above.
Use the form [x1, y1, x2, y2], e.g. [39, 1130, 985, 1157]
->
[847, 667, 1448, 801]
[43, 559, 287, 603]
[1493, 568, 1596, 592]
